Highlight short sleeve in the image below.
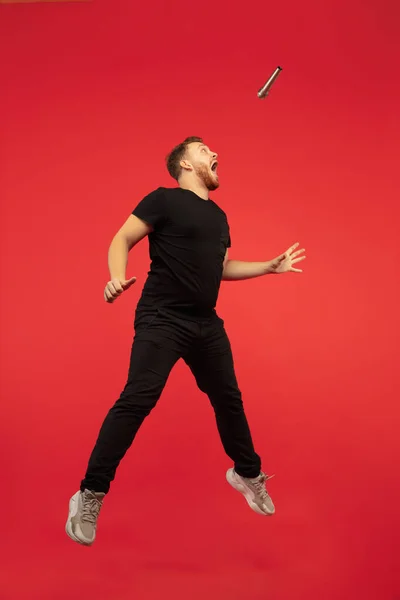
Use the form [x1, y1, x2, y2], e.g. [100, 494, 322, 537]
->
[132, 188, 166, 229]
[226, 220, 231, 248]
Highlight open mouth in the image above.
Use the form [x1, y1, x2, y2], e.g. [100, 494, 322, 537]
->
[211, 161, 218, 174]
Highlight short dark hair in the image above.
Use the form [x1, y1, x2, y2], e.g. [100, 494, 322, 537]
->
[166, 136, 203, 181]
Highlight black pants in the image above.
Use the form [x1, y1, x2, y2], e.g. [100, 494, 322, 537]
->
[81, 308, 261, 493]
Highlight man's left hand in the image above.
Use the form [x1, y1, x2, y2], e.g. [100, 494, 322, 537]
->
[267, 242, 306, 274]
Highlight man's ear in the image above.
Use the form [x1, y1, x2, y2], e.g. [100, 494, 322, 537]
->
[179, 159, 193, 172]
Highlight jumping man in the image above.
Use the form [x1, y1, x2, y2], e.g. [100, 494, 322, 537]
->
[66, 136, 306, 546]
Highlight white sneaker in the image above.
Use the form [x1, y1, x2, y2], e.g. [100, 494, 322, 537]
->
[226, 468, 275, 516]
[65, 489, 105, 546]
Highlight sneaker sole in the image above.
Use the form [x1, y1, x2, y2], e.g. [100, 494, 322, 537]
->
[65, 491, 94, 546]
[226, 468, 274, 516]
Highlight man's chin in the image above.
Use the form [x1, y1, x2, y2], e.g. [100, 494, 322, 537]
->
[209, 175, 220, 191]
[196, 165, 220, 191]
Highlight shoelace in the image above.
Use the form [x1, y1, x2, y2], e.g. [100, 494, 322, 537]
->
[251, 473, 275, 500]
[82, 492, 103, 524]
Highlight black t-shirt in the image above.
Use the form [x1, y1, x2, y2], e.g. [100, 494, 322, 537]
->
[132, 187, 231, 317]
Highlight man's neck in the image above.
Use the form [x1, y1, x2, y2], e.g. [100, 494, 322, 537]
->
[179, 180, 209, 201]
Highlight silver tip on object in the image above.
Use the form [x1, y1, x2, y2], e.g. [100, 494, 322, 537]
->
[257, 66, 283, 99]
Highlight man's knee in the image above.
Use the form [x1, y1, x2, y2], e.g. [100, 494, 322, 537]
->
[115, 375, 166, 413]
[209, 387, 244, 412]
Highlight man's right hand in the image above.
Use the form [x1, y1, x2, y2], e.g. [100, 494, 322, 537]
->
[104, 276, 137, 303]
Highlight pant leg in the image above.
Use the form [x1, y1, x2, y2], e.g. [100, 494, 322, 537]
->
[81, 310, 189, 493]
[184, 316, 261, 478]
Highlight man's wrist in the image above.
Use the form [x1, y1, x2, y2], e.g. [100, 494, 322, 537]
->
[264, 260, 274, 274]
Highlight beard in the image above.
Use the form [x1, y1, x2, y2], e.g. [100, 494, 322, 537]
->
[194, 163, 220, 191]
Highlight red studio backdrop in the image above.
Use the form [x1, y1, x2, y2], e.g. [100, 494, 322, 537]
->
[0, 1, 399, 599]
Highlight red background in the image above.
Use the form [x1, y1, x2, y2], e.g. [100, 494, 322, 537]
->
[1, 1, 399, 599]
